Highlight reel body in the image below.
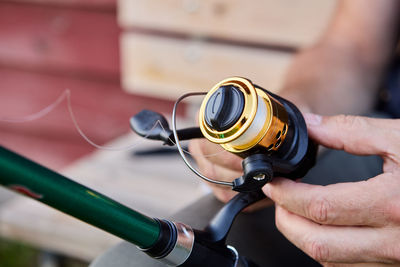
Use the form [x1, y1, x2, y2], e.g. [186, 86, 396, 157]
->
[198, 77, 317, 192]
[131, 77, 317, 193]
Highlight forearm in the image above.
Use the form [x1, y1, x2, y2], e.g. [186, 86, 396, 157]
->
[280, 42, 385, 115]
[280, 0, 400, 115]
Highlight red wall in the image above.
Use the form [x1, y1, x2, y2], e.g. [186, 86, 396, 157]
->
[0, 1, 180, 169]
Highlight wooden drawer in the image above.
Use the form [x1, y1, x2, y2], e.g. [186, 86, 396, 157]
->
[118, 0, 336, 47]
[121, 33, 293, 100]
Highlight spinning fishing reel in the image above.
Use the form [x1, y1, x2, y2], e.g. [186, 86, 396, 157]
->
[131, 77, 317, 193]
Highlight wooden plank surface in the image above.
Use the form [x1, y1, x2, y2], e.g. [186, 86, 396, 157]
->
[0, 2, 119, 81]
[121, 34, 293, 100]
[118, 0, 337, 48]
[0, 198, 120, 261]
[0, 133, 207, 261]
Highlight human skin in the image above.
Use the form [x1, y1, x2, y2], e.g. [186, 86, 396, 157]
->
[264, 113, 400, 266]
[188, 0, 400, 203]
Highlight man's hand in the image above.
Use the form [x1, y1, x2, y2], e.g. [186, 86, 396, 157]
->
[188, 139, 242, 202]
[263, 114, 400, 266]
[189, 139, 273, 211]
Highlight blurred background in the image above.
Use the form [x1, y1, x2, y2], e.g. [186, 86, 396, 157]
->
[0, 0, 336, 266]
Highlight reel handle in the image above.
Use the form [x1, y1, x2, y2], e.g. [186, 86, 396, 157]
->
[130, 109, 203, 145]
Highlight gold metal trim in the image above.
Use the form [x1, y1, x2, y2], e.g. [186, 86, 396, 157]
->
[256, 93, 288, 152]
[199, 77, 289, 155]
[199, 77, 258, 143]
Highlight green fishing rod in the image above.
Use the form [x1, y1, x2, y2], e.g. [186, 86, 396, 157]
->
[0, 145, 196, 266]
[0, 145, 259, 267]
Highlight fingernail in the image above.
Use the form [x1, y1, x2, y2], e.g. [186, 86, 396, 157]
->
[263, 184, 271, 198]
[304, 113, 322, 126]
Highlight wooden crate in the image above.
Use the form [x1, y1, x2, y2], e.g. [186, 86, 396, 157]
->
[121, 33, 293, 100]
[118, 0, 337, 99]
[118, 0, 336, 47]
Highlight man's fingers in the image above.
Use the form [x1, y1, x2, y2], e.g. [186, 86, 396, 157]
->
[275, 206, 393, 264]
[192, 146, 242, 183]
[304, 114, 400, 158]
[189, 139, 242, 172]
[189, 139, 242, 202]
[264, 176, 393, 226]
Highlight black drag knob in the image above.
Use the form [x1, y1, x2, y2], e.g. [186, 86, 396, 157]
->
[204, 85, 245, 131]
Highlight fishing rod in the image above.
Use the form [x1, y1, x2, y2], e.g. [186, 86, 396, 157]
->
[0, 77, 317, 266]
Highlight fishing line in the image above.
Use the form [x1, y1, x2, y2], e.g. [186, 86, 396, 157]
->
[0, 89, 226, 157]
[0, 90, 163, 151]
[0, 90, 68, 123]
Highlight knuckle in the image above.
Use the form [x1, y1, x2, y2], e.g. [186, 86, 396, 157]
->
[392, 128, 400, 141]
[188, 139, 204, 161]
[213, 188, 234, 203]
[274, 207, 285, 232]
[275, 213, 283, 231]
[391, 245, 400, 263]
[308, 196, 333, 224]
[201, 163, 216, 178]
[388, 129, 400, 158]
[389, 248, 400, 263]
[224, 154, 243, 171]
[322, 263, 340, 267]
[385, 199, 400, 224]
[267, 187, 277, 204]
[381, 241, 400, 263]
[334, 114, 360, 129]
[306, 239, 330, 262]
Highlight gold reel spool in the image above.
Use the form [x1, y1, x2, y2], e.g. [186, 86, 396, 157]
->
[199, 77, 289, 155]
